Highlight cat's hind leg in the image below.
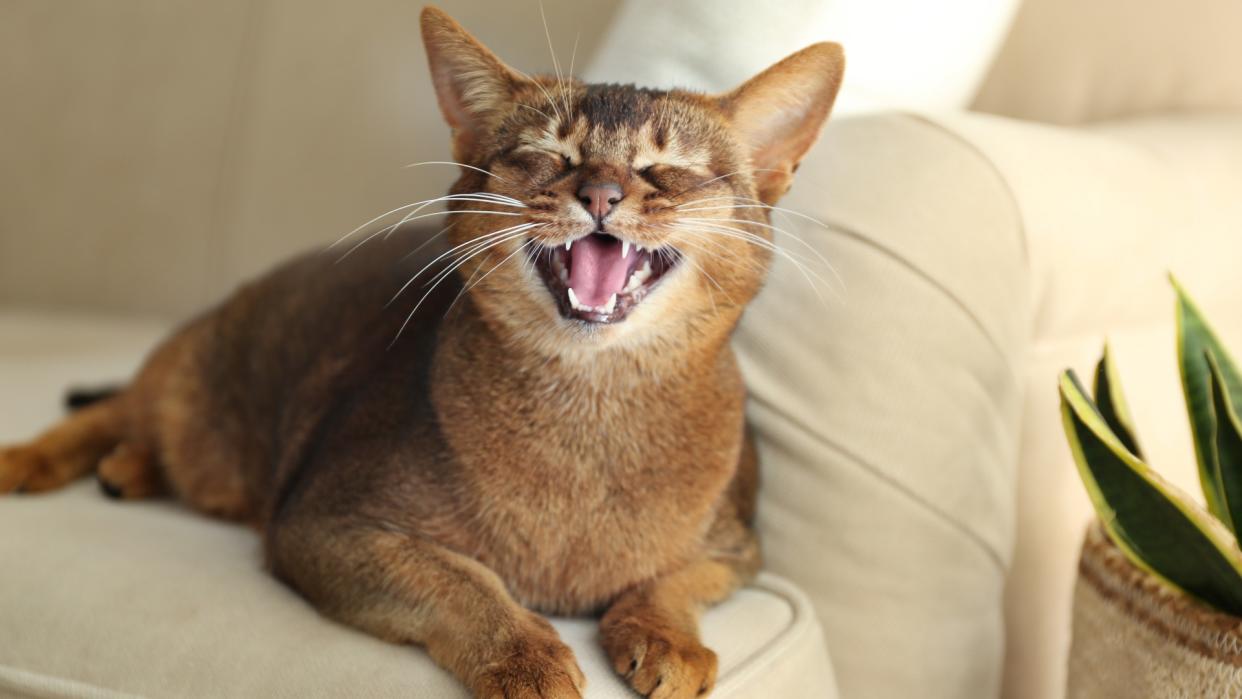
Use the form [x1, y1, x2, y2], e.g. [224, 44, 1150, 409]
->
[97, 442, 163, 500]
[0, 398, 126, 494]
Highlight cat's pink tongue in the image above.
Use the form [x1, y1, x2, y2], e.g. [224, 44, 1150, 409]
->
[568, 235, 630, 307]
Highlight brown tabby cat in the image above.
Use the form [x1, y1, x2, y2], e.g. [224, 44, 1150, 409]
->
[0, 7, 842, 698]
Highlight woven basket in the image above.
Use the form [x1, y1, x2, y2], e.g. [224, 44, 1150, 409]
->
[1067, 521, 1242, 698]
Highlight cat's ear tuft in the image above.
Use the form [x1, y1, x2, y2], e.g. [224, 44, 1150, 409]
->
[721, 43, 844, 204]
[420, 7, 522, 157]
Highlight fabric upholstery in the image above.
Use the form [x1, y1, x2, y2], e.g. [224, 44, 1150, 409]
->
[925, 111, 1242, 699]
[974, 0, 1242, 123]
[733, 113, 1028, 699]
[0, 311, 837, 699]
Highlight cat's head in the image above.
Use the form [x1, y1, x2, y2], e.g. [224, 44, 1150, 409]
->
[419, 6, 842, 357]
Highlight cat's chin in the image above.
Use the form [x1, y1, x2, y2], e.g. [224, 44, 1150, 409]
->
[528, 232, 679, 325]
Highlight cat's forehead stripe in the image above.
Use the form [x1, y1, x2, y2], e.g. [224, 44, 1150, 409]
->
[506, 82, 721, 173]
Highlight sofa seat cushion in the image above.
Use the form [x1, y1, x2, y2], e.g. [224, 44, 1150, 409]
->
[0, 310, 836, 698]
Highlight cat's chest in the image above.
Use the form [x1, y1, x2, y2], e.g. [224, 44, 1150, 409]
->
[433, 374, 745, 612]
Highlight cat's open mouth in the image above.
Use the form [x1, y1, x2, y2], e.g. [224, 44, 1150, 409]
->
[529, 232, 678, 324]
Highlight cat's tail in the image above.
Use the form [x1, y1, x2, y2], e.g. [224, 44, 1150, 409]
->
[65, 384, 123, 411]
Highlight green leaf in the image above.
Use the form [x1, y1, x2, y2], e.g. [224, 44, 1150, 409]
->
[1092, 343, 1143, 458]
[1208, 351, 1242, 535]
[1174, 275, 1242, 521]
[1060, 369, 1242, 615]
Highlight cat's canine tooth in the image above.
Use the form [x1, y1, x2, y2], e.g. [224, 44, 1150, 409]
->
[640, 259, 652, 276]
[565, 239, 573, 252]
[603, 294, 617, 313]
[567, 287, 583, 310]
[621, 240, 631, 258]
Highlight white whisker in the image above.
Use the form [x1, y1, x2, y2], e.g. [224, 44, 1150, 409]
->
[402, 160, 513, 184]
[389, 226, 544, 348]
[327, 193, 523, 251]
[336, 209, 522, 263]
[398, 222, 457, 263]
[675, 216, 843, 291]
[671, 221, 838, 305]
[387, 222, 541, 307]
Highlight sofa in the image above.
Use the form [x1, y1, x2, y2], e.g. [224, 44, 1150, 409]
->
[2, 0, 1240, 697]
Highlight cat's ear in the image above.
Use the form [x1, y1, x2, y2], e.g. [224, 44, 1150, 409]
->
[420, 7, 523, 158]
[720, 43, 844, 204]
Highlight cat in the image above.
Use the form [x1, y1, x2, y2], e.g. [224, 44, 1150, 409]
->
[0, 7, 842, 698]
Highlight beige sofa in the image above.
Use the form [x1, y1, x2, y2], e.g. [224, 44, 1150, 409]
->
[2, 1, 1241, 698]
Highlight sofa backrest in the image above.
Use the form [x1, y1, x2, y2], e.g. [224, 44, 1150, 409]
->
[0, 0, 619, 317]
[973, 0, 1242, 124]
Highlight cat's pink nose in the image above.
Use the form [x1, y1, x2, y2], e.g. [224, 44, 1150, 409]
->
[577, 183, 623, 222]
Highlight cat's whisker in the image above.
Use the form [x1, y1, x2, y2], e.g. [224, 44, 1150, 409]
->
[675, 216, 844, 292]
[337, 209, 523, 264]
[667, 171, 747, 201]
[398, 223, 457, 263]
[517, 103, 555, 122]
[666, 168, 785, 201]
[387, 222, 541, 307]
[391, 227, 544, 347]
[666, 239, 736, 312]
[537, 0, 573, 123]
[380, 195, 527, 242]
[401, 160, 514, 184]
[668, 230, 769, 279]
[670, 222, 839, 305]
[328, 193, 524, 252]
[420, 227, 536, 293]
[458, 238, 537, 303]
[514, 66, 564, 123]
[674, 202, 831, 231]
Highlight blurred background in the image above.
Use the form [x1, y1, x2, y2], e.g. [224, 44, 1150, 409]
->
[3, 2, 1242, 699]
[7, 0, 1239, 319]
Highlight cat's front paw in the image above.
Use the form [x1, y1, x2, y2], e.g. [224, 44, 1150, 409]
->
[472, 616, 585, 699]
[601, 614, 717, 699]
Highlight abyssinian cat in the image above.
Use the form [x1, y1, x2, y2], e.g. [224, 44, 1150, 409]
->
[0, 7, 842, 698]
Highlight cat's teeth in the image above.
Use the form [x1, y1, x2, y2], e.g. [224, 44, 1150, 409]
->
[623, 271, 643, 293]
[604, 293, 617, 313]
[623, 259, 653, 293]
[565, 239, 573, 252]
[567, 287, 583, 310]
[621, 240, 631, 258]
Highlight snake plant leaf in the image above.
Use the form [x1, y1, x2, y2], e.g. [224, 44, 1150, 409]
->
[1208, 351, 1242, 535]
[1060, 369, 1242, 616]
[1174, 275, 1242, 521]
[1093, 343, 1143, 459]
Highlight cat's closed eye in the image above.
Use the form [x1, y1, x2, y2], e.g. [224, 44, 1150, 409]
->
[637, 163, 709, 194]
[505, 148, 574, 184]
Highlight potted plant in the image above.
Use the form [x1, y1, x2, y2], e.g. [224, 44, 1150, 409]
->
[1060, 278, 1242, 697]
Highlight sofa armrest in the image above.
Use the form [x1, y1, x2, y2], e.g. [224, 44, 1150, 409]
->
[736, 111, 1030, 699]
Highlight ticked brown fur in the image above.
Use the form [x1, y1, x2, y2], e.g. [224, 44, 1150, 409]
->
[0, 8, 841, 698]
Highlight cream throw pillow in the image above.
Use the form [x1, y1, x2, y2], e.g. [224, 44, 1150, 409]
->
[585, 0, 1020, 115]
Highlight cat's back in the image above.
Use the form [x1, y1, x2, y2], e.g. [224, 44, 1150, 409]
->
[131, 226, 458, 521]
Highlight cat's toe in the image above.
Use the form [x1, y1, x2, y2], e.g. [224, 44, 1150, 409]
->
[601, 616, 717, 699]
[472, 619, 585, 699]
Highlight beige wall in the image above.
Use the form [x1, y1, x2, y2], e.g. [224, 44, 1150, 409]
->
[0, 0, 618, 318]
